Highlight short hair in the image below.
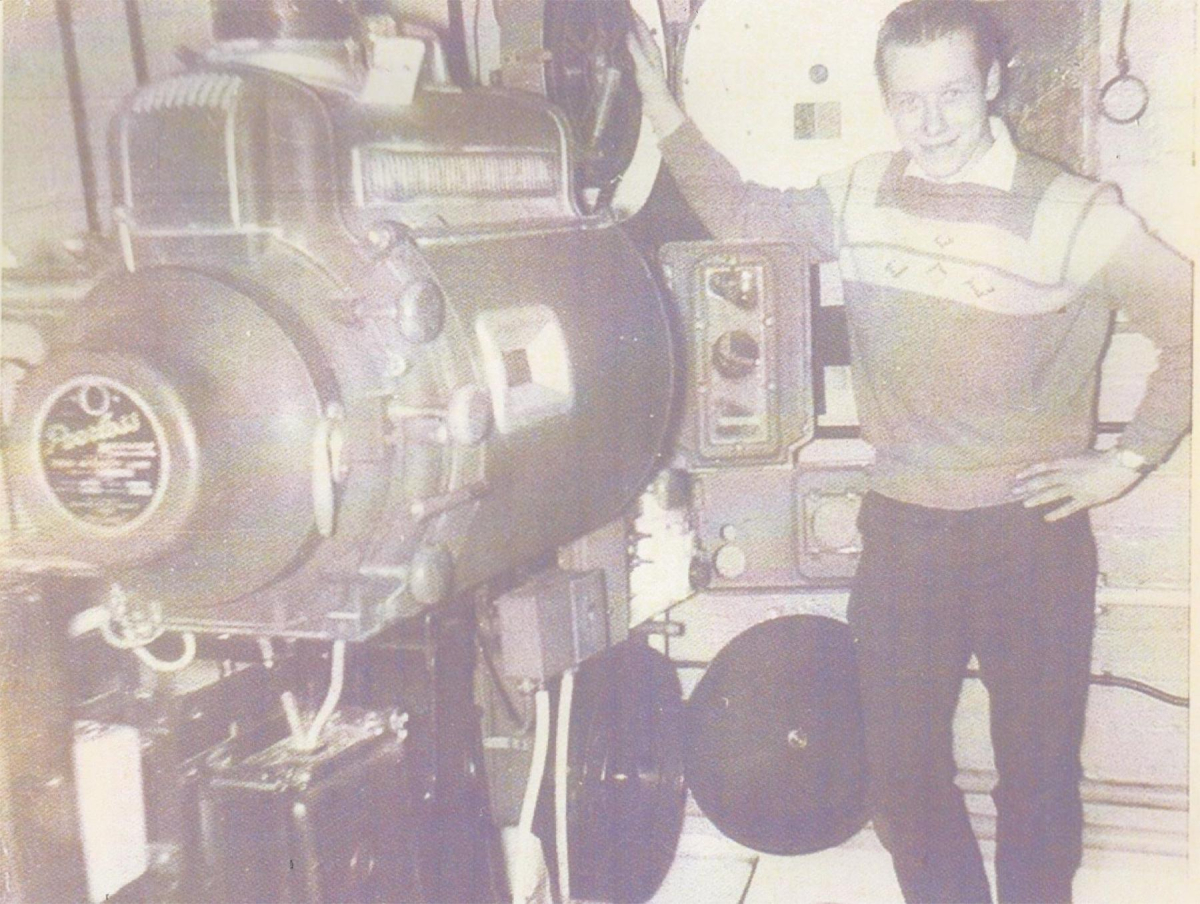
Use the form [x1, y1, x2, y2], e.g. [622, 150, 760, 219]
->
[874, 0, 1005, 93]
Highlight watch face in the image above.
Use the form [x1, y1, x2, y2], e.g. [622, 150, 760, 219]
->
[1116, 448, 1148, 472]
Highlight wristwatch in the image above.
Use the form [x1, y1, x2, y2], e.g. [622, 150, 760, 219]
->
[1112, 447, 1153, 475]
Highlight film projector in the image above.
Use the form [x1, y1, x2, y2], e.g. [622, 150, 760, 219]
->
[0, 0, 1108, 901]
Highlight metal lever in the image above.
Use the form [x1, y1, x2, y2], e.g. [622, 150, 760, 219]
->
[312, 404, 347, 538]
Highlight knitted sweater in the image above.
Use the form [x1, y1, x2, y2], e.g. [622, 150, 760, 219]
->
[659, 120, 1192, 509]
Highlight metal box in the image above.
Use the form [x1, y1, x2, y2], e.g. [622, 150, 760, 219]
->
[201, 711, 418, 904]
[496, 569, 610, 681]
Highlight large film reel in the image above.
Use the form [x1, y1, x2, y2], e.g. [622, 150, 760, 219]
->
[538, 642, 686, 904]
[685, 615, 869, 855]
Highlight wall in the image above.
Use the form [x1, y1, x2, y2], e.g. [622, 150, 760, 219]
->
[654, 0, 1193, 882]
[2, 0, 212, 263]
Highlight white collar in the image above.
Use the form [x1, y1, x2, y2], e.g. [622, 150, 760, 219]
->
[903, 117, 1017, 192]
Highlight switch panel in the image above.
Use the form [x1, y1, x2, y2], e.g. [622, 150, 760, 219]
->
[660, 242, 814, 467]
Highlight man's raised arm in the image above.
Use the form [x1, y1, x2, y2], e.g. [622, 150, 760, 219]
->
[626, 15, 837, 258]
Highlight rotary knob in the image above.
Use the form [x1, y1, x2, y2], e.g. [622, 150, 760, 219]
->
[712, 330, 760, 381]
[713, 544, 747, 579]
[396, 279, 445, 344]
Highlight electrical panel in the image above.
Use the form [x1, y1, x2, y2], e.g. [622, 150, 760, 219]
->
[660, 241, 814, 468]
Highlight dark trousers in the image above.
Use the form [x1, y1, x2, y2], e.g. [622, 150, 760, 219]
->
[848, 492, 1097, 904]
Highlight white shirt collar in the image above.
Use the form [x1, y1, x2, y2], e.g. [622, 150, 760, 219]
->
[903, 117, 1017, 192]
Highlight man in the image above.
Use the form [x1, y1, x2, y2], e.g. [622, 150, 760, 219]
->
[626, 2, 1191, 902]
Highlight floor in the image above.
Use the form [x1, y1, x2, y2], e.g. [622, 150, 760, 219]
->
[650, 822, 1195, 904]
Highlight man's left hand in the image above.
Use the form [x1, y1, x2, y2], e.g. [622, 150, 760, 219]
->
[1010, 450, 1143, 521]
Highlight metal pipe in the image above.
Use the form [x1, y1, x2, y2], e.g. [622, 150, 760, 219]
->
[54, 0, 102, 234]
[123, 0, 150, 86]
[445, 0, 472, 86]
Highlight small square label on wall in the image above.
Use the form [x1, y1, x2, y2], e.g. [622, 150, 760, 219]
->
[795, 102, 842, 140]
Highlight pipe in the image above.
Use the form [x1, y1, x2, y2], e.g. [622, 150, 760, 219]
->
[123, 0, 149, 86]
[444, 0, 472, 86]
[54, 0, 102, 234]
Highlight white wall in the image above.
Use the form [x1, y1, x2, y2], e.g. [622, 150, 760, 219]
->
[2, 0, 212, 263]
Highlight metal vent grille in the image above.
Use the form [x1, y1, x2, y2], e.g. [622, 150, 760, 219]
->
[131, 73, 242, 113]
[356, 147, 559, 203]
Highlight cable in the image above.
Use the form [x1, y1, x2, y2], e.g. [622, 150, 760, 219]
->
[132, 633, 197, 673]
[71, 598, 195, 671]
[477, 636, 532, 731]
[1100, 0, 1149, 123]
[68, 605, 111, 639]
[554, 668, 575, 904]
[512, 687, 552, 904]
[674, 655, 1188, 709]
[303, 640, 347, 750]
[281, 691, 307, 745]
[963, 667, 1187, 708]
[54, 0, 101, 233]
[736, 856, 760, 904]
[1086, 672, 1188, 708]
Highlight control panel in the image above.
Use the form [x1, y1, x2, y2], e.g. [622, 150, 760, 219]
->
[660, 242, 813, 468]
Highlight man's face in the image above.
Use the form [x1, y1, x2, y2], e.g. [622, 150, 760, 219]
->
[881, 30, 1000, 179]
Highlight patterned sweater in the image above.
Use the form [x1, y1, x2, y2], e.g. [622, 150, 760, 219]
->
[660, 120, 1192, 509]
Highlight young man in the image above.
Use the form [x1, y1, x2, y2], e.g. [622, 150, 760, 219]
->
[627, 1, 1192, 902]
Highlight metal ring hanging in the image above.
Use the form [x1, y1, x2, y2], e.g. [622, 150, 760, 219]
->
[1100, 0, 1149, 124]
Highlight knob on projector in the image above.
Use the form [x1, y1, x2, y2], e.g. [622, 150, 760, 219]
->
[397, 279, 445, 344]
[713, 544, 748, 579]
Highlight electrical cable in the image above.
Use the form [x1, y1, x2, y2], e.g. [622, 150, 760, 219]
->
[54, 0, 101, 233]
[303, 640, 347, 749]
[281, 691, 307, 745]
[132, 632, 197, 673]
[98, 614, 164, 650]
[512, 687, 552, 904]
[672, 657, 1188, 708]
[963, 667, 1187, 708]
[1087, 671, 1188, 708]
[554, 668, 575, 904]
[477, 635, 532, 731]
[735, 856, 760, 904]
[71, 601, 196, 672]
[68, 605, 111, 639]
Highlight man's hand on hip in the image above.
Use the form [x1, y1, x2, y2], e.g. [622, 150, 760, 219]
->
[1010, 450, 1144, 521]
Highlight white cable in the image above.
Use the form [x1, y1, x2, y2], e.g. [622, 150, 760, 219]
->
[72, 599, 194, 671]
[257, 636, 275, 669]
[554, 668, 575, 904]
[98, 612, 164, 650]
[68, 605, 111, 638]
[280, 691, 307, 745]
[512, 687, 552, 904]
[131, 632, 197, 673]
[301, 640, 346, 751]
